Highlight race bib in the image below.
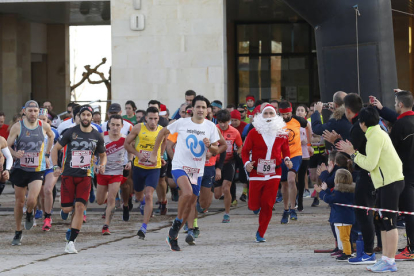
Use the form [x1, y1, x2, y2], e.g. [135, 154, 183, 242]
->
[257, 159, 276, 175]
[138, 150, 155, 167]
[71, 150, 92, 168]
[183, 166, 200, 185]
[20, 152, 40, 168]
[225, 140, 233, 153]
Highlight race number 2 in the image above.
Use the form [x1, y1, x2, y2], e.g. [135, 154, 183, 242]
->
[71, 150, 92, 168]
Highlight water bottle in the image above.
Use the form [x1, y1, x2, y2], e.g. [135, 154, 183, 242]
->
[356, 232, 364, 258]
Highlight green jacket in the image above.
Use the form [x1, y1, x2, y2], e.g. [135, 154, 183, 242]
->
[354, 125, 404, 189]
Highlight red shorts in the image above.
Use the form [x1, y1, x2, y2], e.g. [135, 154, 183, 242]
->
[97, 174, 124, 186]
[61, 175, 91, 207]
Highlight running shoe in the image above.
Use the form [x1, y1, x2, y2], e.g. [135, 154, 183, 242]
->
[137, 229, 145, 240]
[171, 187, 179, 202]
[60, 209, 69, 221]
[297, 205, 304, 212]
[281, 210, 290, 224]
[35, 209, 43, 219]
[42, 217, 52, 231]
[196, 202, 205, 213]
[160, 202, 168, 215]
[240, 193, 247, 202]
[275, 194, 283, 203]
[166, 236, 180, 251]
[185, 232, 196, 245]
[368, 260, 397, 272]
[154, 202, 162, 214]
[11, 231, 22, 246]
[102, 211, 106, 219]
[231, 199, 238, 207]
[253, 208, 260, 215]
[194, 227, 200, 238]
[102, 226, 111, 235]
[89, 188, 95, 203]
[24, 211, 34, 230]
[123, 205, 130, 221]
[397, 220, 406, 229]
[115, 198, 121, 209]
[222, 214, 230, 223]
[336, 253, 352, 262]
[348, 252, 376, 265]
[83, 215, 87, 223]
[169, 219, 182, 240]
[183, 222, 188, 233]
[139, 201, 145, 215]
[395, 246, 414, 261]
[331, 250, 342, 257]
[65, 229, 71, 242]
[255, 232, 266, 243]
[65, 241, 78, 254]
[290, 209, 298, 220]
[311, 189, 317, 198]
[311, 198, 319, 207]
[303, 189, 311, 198]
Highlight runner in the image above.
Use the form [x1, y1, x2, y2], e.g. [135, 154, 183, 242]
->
[7, 100, 54, 245]
[0, 135, 12, 187]
[96, 114, 131, 235]
[242, 104, 292, 241]
[278, 101, 312, 224]
[124, 106, 168, 240]
[149, 95, 220, 251]
[213, 109, 242, 223]
[51, 105, 107, 254]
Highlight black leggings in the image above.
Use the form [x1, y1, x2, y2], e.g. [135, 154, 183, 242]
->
[399, 179, 414, 249]
[296, 159, 309, 210]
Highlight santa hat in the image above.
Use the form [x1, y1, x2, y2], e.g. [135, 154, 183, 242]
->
[230, 110, 241, 120]
[159, 104, 167, 116]
[246, 96, 255, 102]
[261, 104, 276, 113]
[252, 105, 261, 115]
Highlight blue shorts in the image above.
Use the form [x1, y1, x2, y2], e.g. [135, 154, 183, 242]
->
[201, 166, 216, 189]
[281, 156, 302, 182]
[44, 168, 54, 177]
[132, 166, 160, 192]
[171, 169, 202, 196]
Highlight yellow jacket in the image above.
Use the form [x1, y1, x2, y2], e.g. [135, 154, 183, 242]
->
[354, 125, 404, 189]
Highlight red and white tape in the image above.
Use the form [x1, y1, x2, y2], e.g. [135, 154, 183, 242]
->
[334, 203, 414, 217]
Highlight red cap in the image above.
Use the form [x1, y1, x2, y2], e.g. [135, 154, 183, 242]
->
[159, 104, 167, 116]
[246, 96, 255, 102]
[230, 110, 241, 120]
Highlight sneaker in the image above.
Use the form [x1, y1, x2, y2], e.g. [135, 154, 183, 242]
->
[253, 208, 260, 215]
[311, 198, 319, 207]
[240, 193, 247, 202]
[169, 219, 182, 240]
[331, 250, 343, 257]
[60, 209, 69, 221]
[115, 198, 121, 209]
[373, 246, 382, 253]
[219, 195, 224, 200]
[89, 189, 95, 203]
[336, 253, 352, 262]
[35, 209, 43, 219]
[331, 247, 339, 253]
[185, 232, 196, 245]
[348, 252, 376, 265]
[24, 211, 34, 230]
[166, 236, 180, 251]
[183, 222, 188, 233]
[255, 231, 266, 243]
[231, 199, 238, 207]
[395, 246, 414, 261]
[154, 202, 162, 214]
[222, 214, 230, 223]
[42, 217, 52, 231]
[137, 229, 145, 240]
[83, 215, 87, 223]
[193, 227, 200, 238]
[102, 212, 106, 219]
[65, 241, 78, 254]
[275, 194, 283, 203]
[160, 202, 168, 215]
[290, 209, 298, 220]
[139, 202, 145, 215]
[297, 205, 304, 212]
[281, 210, 290, 224]
[11, 231, 23, 246]
[397, 220, 406, 229]
[171, 187, 179, 202]
[311, 189, 317, 198]
[65, 229, 71, 242]
[196, 202, 205, 213]
[123, 205, 130, 221]
[303, 189, 311, 198]
[102, 226, 111, 235]
[369, 260, 397, 272]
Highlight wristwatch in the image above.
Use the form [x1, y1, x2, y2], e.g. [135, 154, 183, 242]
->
[45, 153, 50, 158]
[53, 165, 60, 171]
[350, 151, 358, 160]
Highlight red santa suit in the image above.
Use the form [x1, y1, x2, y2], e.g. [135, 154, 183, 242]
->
[242, 105, 290, 238]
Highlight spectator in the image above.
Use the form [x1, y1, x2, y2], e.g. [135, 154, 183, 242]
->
[92, 111, 102, 126]
[42, 101, 61, 128]
[245, 95, 256, 119]
[135, 109, 146, 122]
[338, 107, 404, 272]
[171, 90, 196, 120]
[123, 100, 138, 125]
[66, 102, 76, 119]
[0, 112, 9, 139]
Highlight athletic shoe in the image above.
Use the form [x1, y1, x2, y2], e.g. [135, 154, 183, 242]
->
[231, 199, 238, 207]
[196, 202, 205, 213]
[222, 214, 230, 223]
[373, 246, 382, 253]
[331, 247, 339, 254]
[65, 241, 78, 254]
[60, 209, 69, 221]
[281, 210, 290, 224]
[169, 219, 182, 240]
[395, 246, 414, 261]
[253, 208, 260, 215]
[35, 209, 43, 219]
[102, 226, 111, 235]
[219, 195, 224, 200]
[336, 253, 352, 262]
[311, 198, 319, 207]
[24, 211, 34, 230]
[166, 236, 180, 251]
[65, 229, 71, 242]
[331, 250, 343, 257]
[137, 229, 145, 240]
[311, 189, 317, 198]
[115, 198, 121, 209]
[290, 209, 298, 220]
[193, 227, 200, 238]
[303, 189, 311, 198]
[160, 202, 168, 215]
[185, 232, 196, 245]
[154, 202, 162, 214]
[368, 260, 397, 272]
[255, 232, 266, 243]
[83, 215, 87, 223]
[183, 222, 188, 233]
[275, 194, 283, 203]
[123, 205, 130, 221]
[11, 231, 22, 246]
[397, 220, 406, 229]
[348, 252, 376, 265]
[42, 218, 52, 231]
[240, 193, 247, 202]
[297, 205, 304, 212]
[89, 188, 95, 203]
[171, 187, 179, 202]
[139, 202, 145, 216]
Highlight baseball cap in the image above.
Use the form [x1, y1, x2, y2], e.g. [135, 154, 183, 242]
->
[24, 100, 39, 109]
[108, 103, 121, 113]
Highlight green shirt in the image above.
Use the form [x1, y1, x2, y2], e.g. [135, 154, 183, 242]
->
[122, 115, 137, 125]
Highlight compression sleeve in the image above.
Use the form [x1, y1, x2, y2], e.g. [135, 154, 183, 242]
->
[1, 147, 13, 170]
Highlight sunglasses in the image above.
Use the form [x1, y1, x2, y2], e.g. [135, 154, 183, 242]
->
[237, 109, 246, 113]
[186, 110, 193, 114]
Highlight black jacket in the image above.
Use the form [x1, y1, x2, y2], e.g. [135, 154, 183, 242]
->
[311, 108, 352, 141]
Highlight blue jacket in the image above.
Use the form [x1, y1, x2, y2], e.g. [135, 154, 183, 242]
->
[320, 183, 355, 224]
[319, 165, 357, 189]
[311, 108, 352, 141]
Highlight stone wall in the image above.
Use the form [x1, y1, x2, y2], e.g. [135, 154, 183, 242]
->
[111, 0, 227, 113]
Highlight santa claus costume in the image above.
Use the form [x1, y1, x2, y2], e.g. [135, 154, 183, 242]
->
[242, 104, 290, 242]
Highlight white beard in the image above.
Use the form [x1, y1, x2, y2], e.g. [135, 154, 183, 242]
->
[252, 114, 287, 137]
